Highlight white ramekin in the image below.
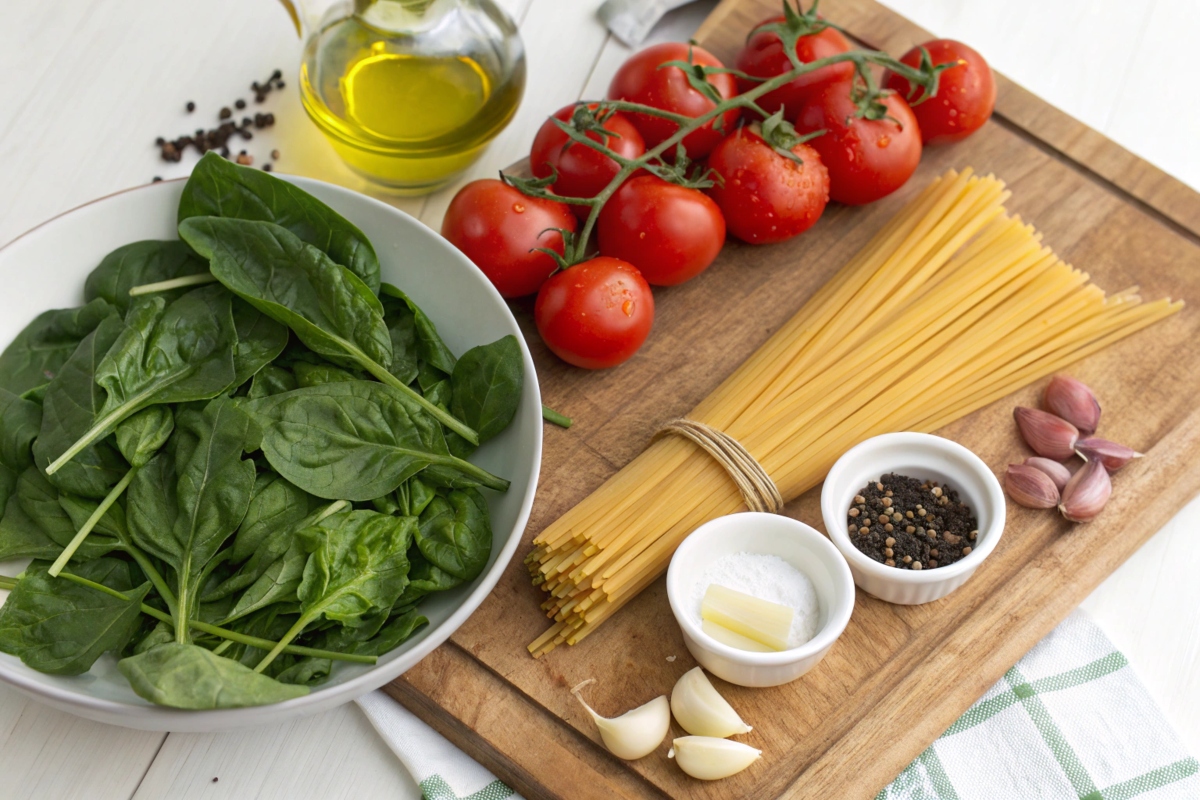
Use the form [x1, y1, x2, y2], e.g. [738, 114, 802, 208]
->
[666, 512, 855, 688]
[821, 432, 1005, 605]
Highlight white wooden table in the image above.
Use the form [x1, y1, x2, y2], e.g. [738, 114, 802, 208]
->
[1, 1, 1197, 796]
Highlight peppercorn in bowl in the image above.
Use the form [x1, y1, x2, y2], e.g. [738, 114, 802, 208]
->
[820, 432, 1005, 605]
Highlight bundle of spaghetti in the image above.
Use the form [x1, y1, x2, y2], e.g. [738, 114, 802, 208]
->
[526, 169, 1183, 657]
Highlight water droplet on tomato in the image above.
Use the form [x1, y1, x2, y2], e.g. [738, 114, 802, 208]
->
[622, 300, 634, 316]
[877, 135, 890, 148]
[513, 203, 525, 213]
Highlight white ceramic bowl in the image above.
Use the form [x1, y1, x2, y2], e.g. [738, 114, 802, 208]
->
[821, 432, 1004, 605]
[665, 512, 855, 688]
[0, 177, 543, 731]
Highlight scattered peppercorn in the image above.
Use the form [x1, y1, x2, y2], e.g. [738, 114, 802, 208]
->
[154, 71, 282, 166]
[219, 107, 232, 120]
[186, 101, 196, 112]
[846, 473, 978, 571]
[263, 163, 273, 172]
[271, 149, 281, 160]
[152, 176, 162, 182]
[236, 153, 254, 166]
[235, 98, 246, 109]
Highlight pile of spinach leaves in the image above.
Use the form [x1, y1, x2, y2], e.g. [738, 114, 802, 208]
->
[0, 152, 526, 709]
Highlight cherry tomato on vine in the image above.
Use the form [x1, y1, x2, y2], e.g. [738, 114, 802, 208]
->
[883, 39, 995, 145]
[535, 257, 654, 369]
[734, 16, 854, 119]
[441, 179, 576, 298]
[606, 42, 740, 160]
[530, 104, 646, 220]
[794, 82, 922, 206]
[705, 126, 829, 245]
[597, 176, 725, 286]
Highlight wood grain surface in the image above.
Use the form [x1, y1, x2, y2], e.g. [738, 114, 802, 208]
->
[386, 0, 1200, 797]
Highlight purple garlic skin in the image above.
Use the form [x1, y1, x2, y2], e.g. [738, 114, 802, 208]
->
[1023, 457, 1072, 492]
[1005, 464, 1061, 509]
[1043, 375, 1101, 435]
[1075, 437, 1143, 472]
[1059, 460, 1112, 523]
[1014, 407, 1079, 461]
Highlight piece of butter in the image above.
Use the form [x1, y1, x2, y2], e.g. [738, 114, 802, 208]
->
[700, 619, 775, 653]
[700, 584, 793, 651]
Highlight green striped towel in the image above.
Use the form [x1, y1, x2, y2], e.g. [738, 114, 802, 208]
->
[357, 611, 1197, 800]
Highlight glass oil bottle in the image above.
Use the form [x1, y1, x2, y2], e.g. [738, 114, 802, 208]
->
[299, 0, 525, 194]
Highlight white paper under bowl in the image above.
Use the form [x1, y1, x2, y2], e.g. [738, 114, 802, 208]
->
[666, 512, 855, 688]
[0, 177, 542, 731]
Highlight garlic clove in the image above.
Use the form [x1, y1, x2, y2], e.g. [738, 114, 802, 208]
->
[1058, 460, 1112, 523]
[1043, 374, 1101, 434]
[1005, 464, 1060, 509]
[671, 667, 752, 738]
[669, 736, 762, 780]
[1075, 437, 1143, 472]
[1024, 457, 1072, 492]
[1014, 407, 1079, 460]
[572, 680, 669, 760]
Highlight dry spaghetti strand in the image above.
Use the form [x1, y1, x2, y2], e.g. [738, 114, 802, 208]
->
[527, 170, 1183, 657]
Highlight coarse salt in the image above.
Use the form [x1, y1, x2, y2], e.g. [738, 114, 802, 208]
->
[690, 552, 820, 649]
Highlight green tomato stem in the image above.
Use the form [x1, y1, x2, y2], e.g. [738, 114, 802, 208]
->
[48, 468, 137, 577]
[128, 273, 219, 297]
[51, 571, 376, 665]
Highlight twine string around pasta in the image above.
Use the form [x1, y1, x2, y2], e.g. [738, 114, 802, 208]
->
[653, 419, 784, 514]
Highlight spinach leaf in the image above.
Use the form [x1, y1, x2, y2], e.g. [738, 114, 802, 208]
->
[0, 298, 117, 396]
[230, 298, 289, 387]
[231, 474, 316, 564]
[317, 605, 429, 657]
[379, 292, 419, 385]
[0, 388, 41, 517]
[42, 286, 241, 479]
[450, 335, 523, 444]
[180, 217, 481, 444]
[0, 559, 150, 676]
[247, 365, 297, 399]
[32, 314, 129, 498]
[127, 397, 256, 640]
[292, 361, 358, 388]
[221, 537, 308, 624]
[379, 284, 456, 375]
[244, 381, 508, 501]
[178, 151, 380, 293]
[13, 467, 118, 560]
[115, 406, 175, 468]
[0, 493, 61, 560]
[415, 488, 492, 581]
[251, 510, 414, 671]
[84, 240, 209, 314]
[118, 642, 307, 708]
[394, 549, 464, 608]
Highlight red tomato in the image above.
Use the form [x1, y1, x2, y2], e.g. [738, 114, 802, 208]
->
[534, 257, 654, 369]
[606, 42, 740, 160]
[530, 104, 646, 220]
[734, 17, 854, 119]
[705, 127, 829, 245]
[794, 83, 922, 205]
[883, 39, 995, 145]
[596, 176, 725, 286]
[441, 179, 577, 298]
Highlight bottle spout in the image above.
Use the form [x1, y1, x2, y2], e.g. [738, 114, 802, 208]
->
[277, 0, 348, 38]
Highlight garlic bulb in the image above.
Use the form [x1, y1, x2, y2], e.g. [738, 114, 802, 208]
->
[572, 680, 669, 760]
[670, 667, 752, 738]
[669, 736, 762, 780]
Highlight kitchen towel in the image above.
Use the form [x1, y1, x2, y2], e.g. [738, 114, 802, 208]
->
[357, 610, 1199, 800]
[598, 0, 699, 46]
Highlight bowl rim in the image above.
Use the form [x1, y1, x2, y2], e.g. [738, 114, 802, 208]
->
[665, 511, 856, 667]
[0, 174, 544, 726]
[821, 432, 1005, 586]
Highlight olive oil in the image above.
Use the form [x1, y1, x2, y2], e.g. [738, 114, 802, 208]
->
[299, 0, 525, 194]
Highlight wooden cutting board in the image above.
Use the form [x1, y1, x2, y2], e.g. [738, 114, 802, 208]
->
[384, 1, 1200, 797]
